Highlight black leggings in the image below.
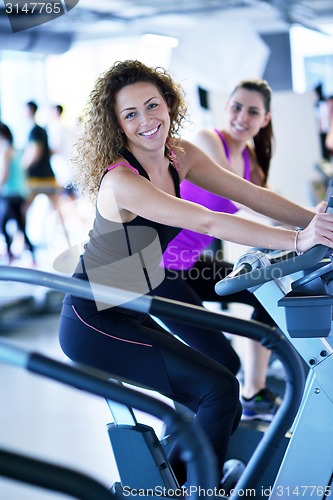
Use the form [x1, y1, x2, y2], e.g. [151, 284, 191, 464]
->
[152, 257, 276, 375]
[0, 196, 34, 256]
[59, 298, 242, 486]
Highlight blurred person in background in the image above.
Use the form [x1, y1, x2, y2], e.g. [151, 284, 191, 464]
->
[47, 104, 76, 200]
[325, 95, 333, 157]
[22, 100, 59, 208]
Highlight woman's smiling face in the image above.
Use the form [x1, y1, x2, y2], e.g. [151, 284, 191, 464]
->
[115, 81, 170, 154]
[225, 87, 271, 141]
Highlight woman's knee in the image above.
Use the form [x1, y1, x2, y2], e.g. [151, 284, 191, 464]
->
[221, 372, 240, 405]
[202, 368, 240, 411]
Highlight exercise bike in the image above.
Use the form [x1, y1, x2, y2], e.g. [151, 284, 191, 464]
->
[216, 236, 333, 498]
[0, 265, 305, 499]
[0, 269, 221, 499]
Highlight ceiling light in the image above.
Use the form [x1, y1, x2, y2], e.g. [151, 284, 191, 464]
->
[142, 34, 179, 48]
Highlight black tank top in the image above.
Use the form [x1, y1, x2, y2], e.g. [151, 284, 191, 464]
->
[74, 149, 182, 297]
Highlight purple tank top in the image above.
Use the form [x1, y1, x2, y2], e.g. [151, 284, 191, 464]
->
[162, 130, 250, 270]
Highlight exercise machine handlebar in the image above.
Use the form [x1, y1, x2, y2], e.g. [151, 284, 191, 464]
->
[215, 244, 330, 297]
[0, 447, 115, 500]
[215, 196, 333, 297]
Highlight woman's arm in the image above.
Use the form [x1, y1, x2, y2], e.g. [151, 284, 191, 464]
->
[21, 141, 43, 170]
[100, 164, 333, 254]
[179, 139, 315, 230]
[195, 129, 265, 186]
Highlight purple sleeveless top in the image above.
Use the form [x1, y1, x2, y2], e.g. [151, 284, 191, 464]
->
[162, 130, 250, 270]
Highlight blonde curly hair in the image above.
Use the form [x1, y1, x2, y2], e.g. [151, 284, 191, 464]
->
[72, 60, 188, 201]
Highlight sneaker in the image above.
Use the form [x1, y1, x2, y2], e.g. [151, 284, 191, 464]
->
[241, 388, 282, 422]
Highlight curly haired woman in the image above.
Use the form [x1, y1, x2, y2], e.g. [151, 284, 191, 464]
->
[58, 60, 333, 489]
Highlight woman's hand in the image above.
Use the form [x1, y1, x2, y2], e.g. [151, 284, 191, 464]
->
[296, 212, 333, 253]
[314, 200, 327, 213]
[304, 200, 327, 214]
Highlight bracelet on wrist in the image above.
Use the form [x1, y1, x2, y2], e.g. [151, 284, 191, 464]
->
[294, 229, 303, 256]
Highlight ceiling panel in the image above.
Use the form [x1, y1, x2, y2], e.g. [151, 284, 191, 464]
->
[0, 0, 333, 53]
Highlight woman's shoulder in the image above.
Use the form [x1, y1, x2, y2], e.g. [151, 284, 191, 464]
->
[194, 128, 229, 165]
[106, 155, 139, 175]
[99, 156, 140, 192]
[194, 128, 220, 144]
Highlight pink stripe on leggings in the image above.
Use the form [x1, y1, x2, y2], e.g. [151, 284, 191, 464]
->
[72, 306, 152, 347]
